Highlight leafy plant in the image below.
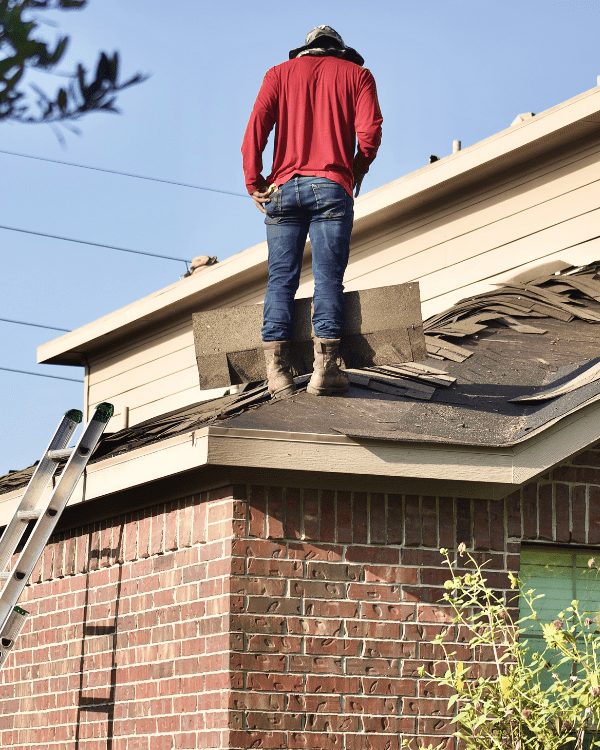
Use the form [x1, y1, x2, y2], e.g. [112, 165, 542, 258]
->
[0, 0, 147, 136]
[406, 544, 600, 750]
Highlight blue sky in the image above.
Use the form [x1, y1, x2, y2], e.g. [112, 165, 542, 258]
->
[1, 0, 600, 474]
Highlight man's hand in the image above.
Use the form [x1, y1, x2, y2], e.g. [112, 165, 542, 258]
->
[353, 170, 366, 198]
[251, 185, 272, 214]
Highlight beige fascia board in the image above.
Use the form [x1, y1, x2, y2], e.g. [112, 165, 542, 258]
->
[2, 399, 600, 526]
[511, 395, 600, 484]
[37, 87, 600, 367]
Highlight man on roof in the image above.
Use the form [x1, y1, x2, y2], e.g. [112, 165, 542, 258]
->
[242, 26, 383, 398]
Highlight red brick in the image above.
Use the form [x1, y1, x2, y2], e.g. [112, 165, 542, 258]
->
[233, 538, 286, 559]
[363, 715, 414, 733]
[231, 653, 286, 672]
[346, 658, 399, 677]
[307, 562, 360, 581]
[288, 543, 342, 561]
[361, 677, 415, 696]
[348, 582, 400, 601]
[353, 492, 368, 544]
[191, 495, 207, 545]
[320, 490, 336, 544]
[246, 557, 301, 579]
[305, 638, 360, 656]
[304, 489, 320, 540]
[305, 675, 360, 694]
[246, 711, 303, 730]
[455, 498, 471, 548]
[346, 620, 400, 639]
[536, 485, 552, 541]
[246, 673, 303, 692]
[287, 694, 342, 712]
[305, 600, 358, 618]
[287, 618, 344, 636]
[506, 489, 522, 539]
[290, 580, 346, 599]
[421, 496, 437, 548]
[306, 714, 359, 732]
[417, 605, 454, 623]
[288, 731, 342, 750]
[285, 487, 302, 540]
[472, 500, 490, 550]
[268, 487, 285, 539]
[336, 491, 352, 543]
[404, 495, 421, 546]
[138, 509, 152, 559]
[387, 493, 403, 545]
[246, 635, 302, 653]
[360, 602, 414, 621]
[289, 655, 342, 674]
[364, 565, 417, 585]
[345, 734, 401, 750]
[438, 497, 454, 549]
[418, 716, 454, 735]
[230, 730, 285, 749]
[230, 578, 286, 597]
[363, 639, 416, 659]
[370, 493, 386, 544]
[345, 547, 399, 565]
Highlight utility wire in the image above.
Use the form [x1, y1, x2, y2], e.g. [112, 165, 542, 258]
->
[0, 317, 70, 332]
[0, 148, 249, 198]
[0, 224, 192, 264]
[0, 367, 83, 383]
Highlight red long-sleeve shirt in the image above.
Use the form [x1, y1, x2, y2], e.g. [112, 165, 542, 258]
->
[242, 56, 382, 197]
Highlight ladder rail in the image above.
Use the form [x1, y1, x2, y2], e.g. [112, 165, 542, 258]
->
[0, 403, 113, 635]
[0, 410, 82, 572]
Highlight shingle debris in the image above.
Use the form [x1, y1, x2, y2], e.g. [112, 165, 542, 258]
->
[423, 263, 600, 361]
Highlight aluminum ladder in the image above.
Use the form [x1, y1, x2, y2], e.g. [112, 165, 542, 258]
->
[0, 402, 113, 670]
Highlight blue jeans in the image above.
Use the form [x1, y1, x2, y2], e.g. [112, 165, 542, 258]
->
[262, 176, 354, 342]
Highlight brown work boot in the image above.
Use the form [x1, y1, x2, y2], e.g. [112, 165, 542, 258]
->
[307, 337, 349, 396]
[263, 341, 296, 398]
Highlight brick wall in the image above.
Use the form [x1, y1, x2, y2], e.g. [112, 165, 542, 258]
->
[0, 445, 599, 749]
[0, 488, 241, 750]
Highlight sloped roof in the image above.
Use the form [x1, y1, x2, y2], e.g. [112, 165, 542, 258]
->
[4, 265, 600, 497]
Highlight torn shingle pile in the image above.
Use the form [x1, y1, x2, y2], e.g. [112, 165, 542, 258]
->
[423, 263, 600, 361]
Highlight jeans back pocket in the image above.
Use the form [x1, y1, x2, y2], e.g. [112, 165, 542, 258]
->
[311, 183, 347, 218]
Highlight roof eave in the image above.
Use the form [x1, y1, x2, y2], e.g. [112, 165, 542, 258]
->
[3, 397, 600, 525]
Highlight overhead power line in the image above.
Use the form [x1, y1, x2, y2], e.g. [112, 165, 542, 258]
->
[0, 148, 248, 198]
[0, 317, 70, 333]
[0, 367, 83, 383]
[0, 224, 192, 264]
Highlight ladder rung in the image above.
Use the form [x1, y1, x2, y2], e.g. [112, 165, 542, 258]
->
[0, 574, 9, 581]
[16, 510, 42, 521]
[47, 448, 74, 461]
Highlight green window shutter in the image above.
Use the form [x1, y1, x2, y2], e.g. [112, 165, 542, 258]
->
[519, 547, 600, 691]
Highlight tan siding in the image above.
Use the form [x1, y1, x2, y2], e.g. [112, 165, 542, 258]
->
[88, 345, 198, 404]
